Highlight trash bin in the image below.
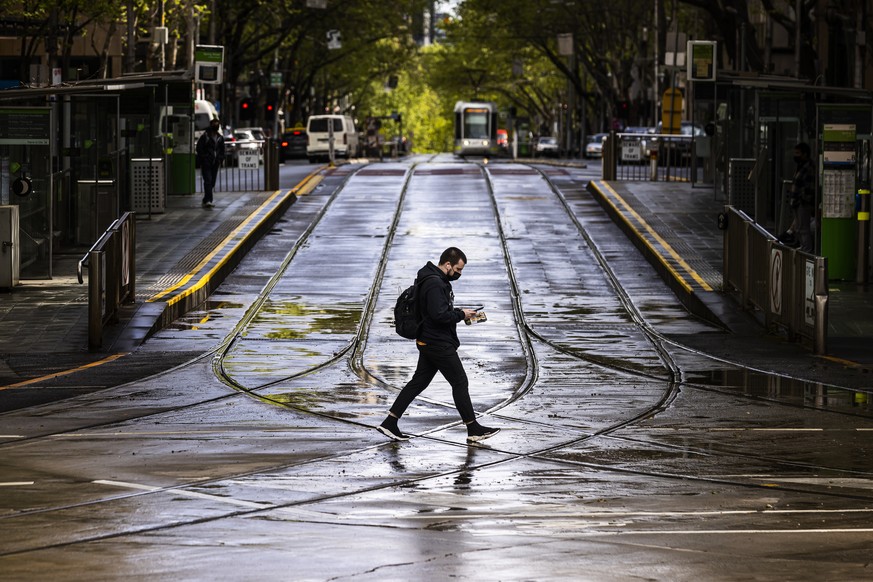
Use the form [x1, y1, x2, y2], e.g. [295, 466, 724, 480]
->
[131, 158, 165, 214]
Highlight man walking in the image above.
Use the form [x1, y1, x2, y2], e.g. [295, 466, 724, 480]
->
[778, 142, 816, 252]
[196, 118, 225, 208]
[378, 247, 500, 443]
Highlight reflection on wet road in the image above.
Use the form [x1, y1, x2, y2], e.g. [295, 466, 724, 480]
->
[2, 156, 873, 580]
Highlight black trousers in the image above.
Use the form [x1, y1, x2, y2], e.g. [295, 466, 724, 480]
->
[201, 161, 220, 203]
[389, 343, 475, 423]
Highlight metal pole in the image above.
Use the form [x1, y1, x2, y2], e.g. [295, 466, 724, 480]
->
[858, 188, 870, 283]
[814, 257, 828, 355]
[88, 250, 103, 350]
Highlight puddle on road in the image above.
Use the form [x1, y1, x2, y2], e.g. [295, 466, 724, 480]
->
[253, 300, 361, 340]
[686, 369, 872, 413]
[166, 301, 245, 330]
[264, 388, 358, 419]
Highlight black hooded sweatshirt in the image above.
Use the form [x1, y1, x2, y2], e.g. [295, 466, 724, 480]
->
[415, 261, 464, 348]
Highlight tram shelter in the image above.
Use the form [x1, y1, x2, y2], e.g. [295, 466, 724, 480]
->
[0, 71, 195, 281]
[689, 73, 873, 281]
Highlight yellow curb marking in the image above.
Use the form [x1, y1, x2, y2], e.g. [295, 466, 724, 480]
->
[596, 181, 713, 292]
[0, 352, 128, 390]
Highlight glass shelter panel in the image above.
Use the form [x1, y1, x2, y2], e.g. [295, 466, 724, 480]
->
[0, 106, 52, 278]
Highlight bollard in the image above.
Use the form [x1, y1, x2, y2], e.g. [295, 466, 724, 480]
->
[649, 150, 658, 181]
[858, 188, 870, 283]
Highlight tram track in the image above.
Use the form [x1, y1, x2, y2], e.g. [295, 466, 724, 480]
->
[3, 158, 873, 559]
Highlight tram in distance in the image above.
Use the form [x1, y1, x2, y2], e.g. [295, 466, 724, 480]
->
[453, 100, 498, 157]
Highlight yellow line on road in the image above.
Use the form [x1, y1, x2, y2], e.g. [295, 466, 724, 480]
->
[0, 352, 128, 390]
[597, 181, 713, 292]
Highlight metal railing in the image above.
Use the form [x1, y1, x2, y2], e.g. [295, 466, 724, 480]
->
[77, 212, 137, 350]
[603, 132, 700, 183]
[722, 205, 828, 354]
[205, 138, 279, 193]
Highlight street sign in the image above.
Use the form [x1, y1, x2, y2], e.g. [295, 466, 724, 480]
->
[622, 141, 641, 162]
[688, 41, 717, 81]
[661, 88, 683, 134]
[238, 151, 260, 170]
[770, 248, 783, 315]
[557, 33, 573, 57]
[195, 45, 223, 84]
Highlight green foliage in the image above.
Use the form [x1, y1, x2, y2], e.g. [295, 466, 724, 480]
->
[362, 45, 455, 153]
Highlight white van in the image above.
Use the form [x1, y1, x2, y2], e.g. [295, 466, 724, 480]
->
[306, 115, 358, 162]
[193, 99, 219, 140]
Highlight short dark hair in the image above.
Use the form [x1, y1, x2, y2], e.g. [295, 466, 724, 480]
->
[439, 247, 467, 266]
[795, 142, 811, 158]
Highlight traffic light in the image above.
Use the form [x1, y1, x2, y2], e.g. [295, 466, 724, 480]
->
[617, 100, 629, 119]
[265, 87, 279, 121]
[239, 98, 253, 121]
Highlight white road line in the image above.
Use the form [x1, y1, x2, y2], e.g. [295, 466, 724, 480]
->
[601, 528, 873, 536]
[0, 481, 35, 486]
[93, 479, 274, 510]
[0, 435, 24, 438]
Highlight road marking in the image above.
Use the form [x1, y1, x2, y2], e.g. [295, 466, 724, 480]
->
[595, 181, 713, 291]
[148, 188, 291, 303]
[93, 479, 275, 510]
[0, 481, 35, 486]
[394, 508, 873, 520]
[0, 352, 128, 390]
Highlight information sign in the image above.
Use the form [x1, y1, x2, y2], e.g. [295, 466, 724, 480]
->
[238, 151, 260, 170]
[0, 107, 51, 145]
[687, 41, 717, 81]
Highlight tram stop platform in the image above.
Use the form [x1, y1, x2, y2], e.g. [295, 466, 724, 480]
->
[0, 165, 870, 400]
[587, 178, 873, 374]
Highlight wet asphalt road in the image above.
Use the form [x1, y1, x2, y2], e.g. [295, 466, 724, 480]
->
[2, 155, 873, 581]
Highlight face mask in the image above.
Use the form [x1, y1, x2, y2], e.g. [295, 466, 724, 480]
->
[448, 272, 461, 281]
[210, 124, 220, 133]
[793, 155, 803, 165]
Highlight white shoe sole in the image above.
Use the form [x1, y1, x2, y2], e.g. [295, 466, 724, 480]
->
[467, 428, 500, 442]
[377, 425, 410, 441]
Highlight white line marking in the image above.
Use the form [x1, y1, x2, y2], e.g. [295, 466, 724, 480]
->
[93, 479, 273, 510]
[0, 481, 35, 486]
[0, 435, 24, 438]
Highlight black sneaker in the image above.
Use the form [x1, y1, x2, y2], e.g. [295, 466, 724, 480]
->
[467, 424, 500, 443]
[377, 421, 410, 442]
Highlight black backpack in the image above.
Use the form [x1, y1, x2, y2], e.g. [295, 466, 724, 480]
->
[394, 274, 438, 339]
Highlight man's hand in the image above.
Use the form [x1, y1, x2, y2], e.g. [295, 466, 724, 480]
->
[461, 308, 478, 320]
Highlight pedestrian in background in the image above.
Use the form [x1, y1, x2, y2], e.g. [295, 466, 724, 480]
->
[377, 247, 500, 444]
[778, 142, 816, 252]
[196, 118, 225, 208]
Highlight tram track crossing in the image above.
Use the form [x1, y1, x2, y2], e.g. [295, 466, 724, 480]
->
[2, 158, 873, 560]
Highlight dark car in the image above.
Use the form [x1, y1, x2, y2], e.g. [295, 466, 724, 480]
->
[279, 127, 307, 161]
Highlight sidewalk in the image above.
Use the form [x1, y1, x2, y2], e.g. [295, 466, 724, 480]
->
[587, 178, 873, 371]
[0, 180, 312, 382]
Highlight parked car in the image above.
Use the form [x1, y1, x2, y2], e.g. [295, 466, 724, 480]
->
[235, 126, 267, 143]
[279, 127, 308, 161]
[585, 133, 608, 158]
[645, 121, 704, 160]
[534, 136, 560, 157]
[223, 129, 262, 166]
[619, 126, 653, 163]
